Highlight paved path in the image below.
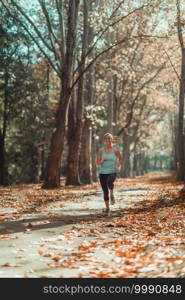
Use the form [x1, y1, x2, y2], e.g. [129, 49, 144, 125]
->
[0, 173, 183, 278]
[0, 174, 183, 278]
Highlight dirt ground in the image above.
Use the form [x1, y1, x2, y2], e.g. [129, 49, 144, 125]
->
[0, 172, 185, 278]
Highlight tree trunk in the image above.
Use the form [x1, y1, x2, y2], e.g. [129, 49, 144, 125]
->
[79, 1, 94, 184]
[29, 143, 39, 183]
[0, 67, 8, 185]
[133, 153, 140, 176]
[66, 93, 80, 185]
[177, 51, 185, 180]
[121, 131, 131, 178]
[39, 137, 46, 181]
[79, 117, 93, 184]
[92, 130, 98, 182]
[79, 66, 94, 184]
[107, 77, 114, 133]
[42, 0, 79, 188]
[66, 0, 89, 185]
[43, 86, 71, 188]
[40, 62, 50, 181]
[112, 75, 119, 135]
[0, 131, 5, 185]
[176, 0, 185, 181]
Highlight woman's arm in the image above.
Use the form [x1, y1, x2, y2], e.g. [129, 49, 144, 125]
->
[97, 150, 105, 165]
[114, 148, 123, 168]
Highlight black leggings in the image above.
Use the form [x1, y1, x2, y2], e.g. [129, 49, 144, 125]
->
[99, 173, 116, 201]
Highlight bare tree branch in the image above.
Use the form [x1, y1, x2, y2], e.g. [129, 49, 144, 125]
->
[109, 0, 126, 19]
[176, 0, 184, 49]
[1, 0, 60, 75]
[38, 0, 60, 45]
[10, 0, 55, 53]
[73, 3, 154, 75]
[117, 63, 165, 136]
[55, 0, 66, 62]
[72, 34, 166, 89]
[163, 47, 180, 81]
[37, 0, 61, 63]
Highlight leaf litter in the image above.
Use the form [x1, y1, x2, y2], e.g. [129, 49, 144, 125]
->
[0, 172, 185, 277]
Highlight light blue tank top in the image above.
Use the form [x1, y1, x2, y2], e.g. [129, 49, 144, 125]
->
[98, 147, 117, 174]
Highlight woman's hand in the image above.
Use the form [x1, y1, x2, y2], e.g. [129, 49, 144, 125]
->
[116, 165, 121, 173]
[100, 157, 105, 164]
[97, 150, 106, 165]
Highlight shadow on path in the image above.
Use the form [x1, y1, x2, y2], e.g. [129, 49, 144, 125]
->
[1, 189, 184, 236]
[1, 172, 184, 237]
[0, 209, 124, 235]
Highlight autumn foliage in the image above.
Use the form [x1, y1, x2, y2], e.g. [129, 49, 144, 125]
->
[0, 172, 185, 278]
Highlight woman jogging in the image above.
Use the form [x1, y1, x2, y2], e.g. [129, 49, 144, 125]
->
[96, 133, 123, 216]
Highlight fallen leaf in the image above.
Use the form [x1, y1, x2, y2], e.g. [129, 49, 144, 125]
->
[52, 255, 62, 262]
[2, 262, 22, 267]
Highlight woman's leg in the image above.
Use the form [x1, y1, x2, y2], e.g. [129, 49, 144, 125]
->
[107, 173, 116, 201]
[99, 174, 109, 209]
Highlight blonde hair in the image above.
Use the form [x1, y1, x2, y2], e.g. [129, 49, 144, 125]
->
[103, 133, 113, 139]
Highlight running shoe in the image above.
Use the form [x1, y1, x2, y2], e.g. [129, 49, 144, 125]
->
[110, 195, 115, 205]
[104, 208, 110, 216]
